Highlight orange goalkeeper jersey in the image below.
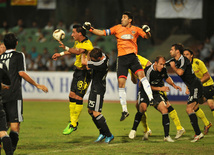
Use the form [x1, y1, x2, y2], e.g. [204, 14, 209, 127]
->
[103, 24, 147, 56]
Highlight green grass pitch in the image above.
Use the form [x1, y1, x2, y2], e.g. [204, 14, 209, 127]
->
[4, 100, 214, 155]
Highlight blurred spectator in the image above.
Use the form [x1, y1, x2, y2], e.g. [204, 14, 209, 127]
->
[210, 33, 214, 49]
[64, 54, 75, 70]
[35, 28, 42, 37]
[44, 21, 54, 31]
[21, 45, 27, 55]
[56, 20, 66, 30]
[29, 46, 38, 60]
[31, 21, 38, 28]
[46, 58, 56, 71]
[209, 56, 214, 74]
[57, 58, 69, 71]
[199, 41, 212, 62]
[25, 53, 32, 69]
[42, 47, 51, 61]
[27, 36, 33, 42]
[28, 60, 38, 71]
[12, 19, 24, 33]
[37, 33, 47, 43]
[35, 54, 46, 66]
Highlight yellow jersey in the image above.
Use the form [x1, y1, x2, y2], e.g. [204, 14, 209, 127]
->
[73, 38, 93, 68]
[192, 58, 214, 87]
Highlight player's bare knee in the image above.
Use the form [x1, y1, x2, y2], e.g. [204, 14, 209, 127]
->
[93, 111, 101, 117]
[69, 91, 75, 98]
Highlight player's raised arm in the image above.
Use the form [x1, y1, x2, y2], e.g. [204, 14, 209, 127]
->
[142, 25, 151, 39]
[83, 22, 105, 36]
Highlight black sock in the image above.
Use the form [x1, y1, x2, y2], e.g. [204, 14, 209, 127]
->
[9, 131, 19, 152]
[189, 113, 201, 135]
[132, 111, 143, 131]
[89, 112, 103, 134]
[195, 107, 199, 112]
[167, 106, 174, 113]
[2, 135, 13, 155]
[96, 114, 111, 137]
[162, 113, 170, 137]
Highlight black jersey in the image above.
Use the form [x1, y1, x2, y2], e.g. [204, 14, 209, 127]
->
[173, 55, 197, 88]
[0, 50, 26, 102]
[0, 62, 11, 95]
[88, 53, 109, 95]
[144, 64, 169, 93]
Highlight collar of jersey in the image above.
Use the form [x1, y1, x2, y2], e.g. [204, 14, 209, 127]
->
[5, 49, 15, 53]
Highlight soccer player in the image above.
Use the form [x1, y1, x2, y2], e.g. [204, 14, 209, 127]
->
[83, 11, 155, 121]
[82, 48, 114, 143]
[167, 43, 204, 142]
[129, 55, 152, 139]
[130, 55, 185, 140]
[183, 49, 213, 134]
[0, 61, 13, 154]
[52, 24, 93, 135]
[129, 56, 179, 142]
[1, 33, 48, 152]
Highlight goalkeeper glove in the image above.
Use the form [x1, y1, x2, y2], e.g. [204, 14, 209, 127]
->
[83, 22, 94, 32]
[142, 25, 150, 33]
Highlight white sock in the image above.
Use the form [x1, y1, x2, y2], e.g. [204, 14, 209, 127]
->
[119, 88, 128, 112]
[140, 77, 153, 101]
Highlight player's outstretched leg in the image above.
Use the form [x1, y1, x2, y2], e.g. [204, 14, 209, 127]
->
[119, 88, 129, 121]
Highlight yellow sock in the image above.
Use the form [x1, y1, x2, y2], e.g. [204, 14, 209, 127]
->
[71, 104, 83, 127]
[195, 108, 210, 126]
[141, 112, 150, 132]
[69, 102, 76, 124]
[169, 109, 183, 130]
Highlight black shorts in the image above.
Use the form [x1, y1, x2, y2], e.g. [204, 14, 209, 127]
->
[187, 79, 203, 104]
[137, 85, 150, 106]
[70, 69, 91, 98]
[3, 100, 23, 123]
[117, 53, 143, 79]
[203, 85, 214, 100]
[88, 91, 104, 112]
[0, 102, 8, 131]
[154, 91, 168, 103]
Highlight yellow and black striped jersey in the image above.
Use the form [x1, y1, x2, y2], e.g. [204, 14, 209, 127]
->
[192, 58, 214, 87]
[73, 38, 93, 68]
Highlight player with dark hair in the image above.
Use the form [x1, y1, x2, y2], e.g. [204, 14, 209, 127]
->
[129, 56, 182, 142]
[129, 55, 185, 140]
[183, 49, 213, 134]
[1, 33, 48, 152]
[82, 48, 114, 143]
[0, 62, 13, 155]
[83, 11, 155, 121]
[167, 43, 204, 142]
[52, 24, 93, 135]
